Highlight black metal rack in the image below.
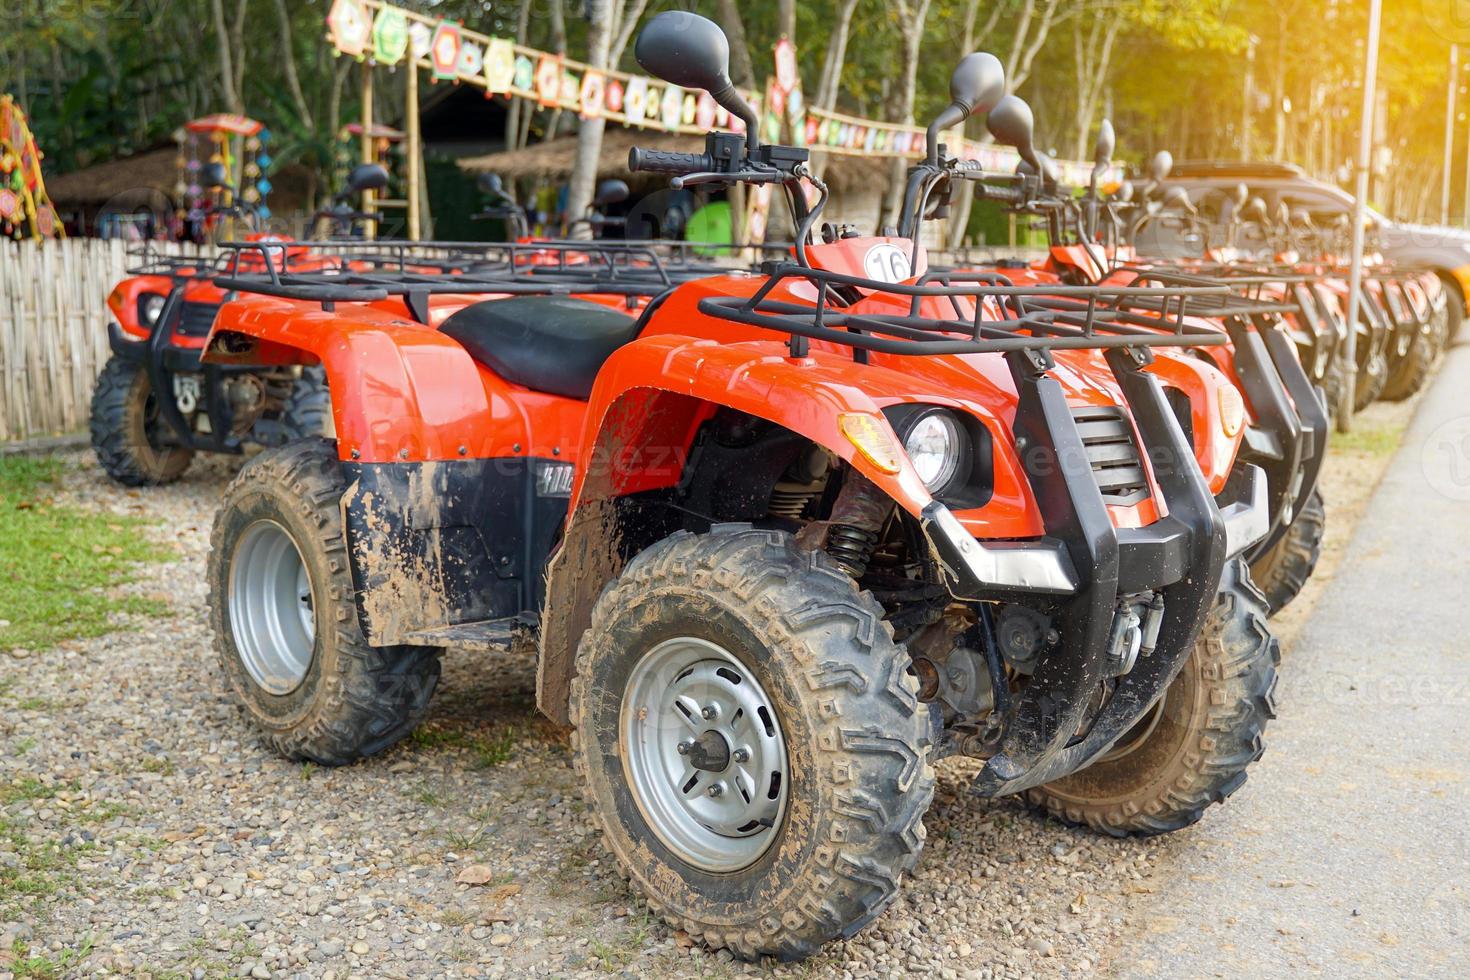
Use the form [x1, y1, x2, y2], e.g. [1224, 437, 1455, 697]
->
[697, 263, 1232, 358]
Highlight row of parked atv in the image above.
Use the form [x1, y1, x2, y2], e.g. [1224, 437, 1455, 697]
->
[86, 13, 1456, 962]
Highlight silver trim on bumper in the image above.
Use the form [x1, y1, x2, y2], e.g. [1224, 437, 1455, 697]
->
[1221, 464, 1270, 557]
[926, 504, 1080, 595]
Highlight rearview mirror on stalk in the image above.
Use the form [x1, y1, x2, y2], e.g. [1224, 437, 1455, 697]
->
[345, 163, 389, 195]
[926, 52, 1006, 164]
[1093, 119, 1115, 169]
[202, 161, 233, 191]
[1147, 150, 1173, 183]
[593, 179, 630, 208]
[635, 11, 760, 150]
[986, 95, 1051, 183]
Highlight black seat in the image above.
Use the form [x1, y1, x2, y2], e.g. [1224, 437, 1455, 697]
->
[439, 295, 641, 400]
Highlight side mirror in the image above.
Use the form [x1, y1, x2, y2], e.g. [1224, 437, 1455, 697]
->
[477, 173, 505, 195]
[986, 95, 1041, 175]
[926, 52, 1006, 163]
[635, 11, 759, 149]
[1163, 185, 1193, 211]
[593, 178, 630, 208]
[1290, 207, 1313, 227]
[1233, 182, 1249, 208]
[202, 161, 232, 191]
[1115, 180, 1135, 203]
[346, 163, 389, 194]
[1147, 150, 1173, 183]
[1245, 196, 1268, 222]
[1093, 119, 1115, 169]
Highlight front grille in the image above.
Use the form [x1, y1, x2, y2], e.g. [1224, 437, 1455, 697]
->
[1071, 406, 1149, 505]
[177, 301, 222, 337]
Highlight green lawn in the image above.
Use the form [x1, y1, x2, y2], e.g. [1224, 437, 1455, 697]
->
[0, 456, 171, 652]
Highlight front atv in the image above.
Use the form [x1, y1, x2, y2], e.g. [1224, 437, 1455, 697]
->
[197, 21, 1279, 959]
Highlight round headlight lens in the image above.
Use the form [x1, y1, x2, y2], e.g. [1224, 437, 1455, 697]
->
[902, 411, 964, 493]
[140, 292, 166, 326]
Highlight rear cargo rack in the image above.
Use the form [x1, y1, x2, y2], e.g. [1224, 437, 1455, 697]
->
[125, 242, 230, 278]
[212, 238, 761, 307]
[698, 263, 1231, 358]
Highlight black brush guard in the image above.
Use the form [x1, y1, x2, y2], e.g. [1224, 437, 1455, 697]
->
[698, 263, 1266, 794]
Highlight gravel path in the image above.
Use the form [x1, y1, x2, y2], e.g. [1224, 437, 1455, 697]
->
[0, 377, 1427, 979]
[1101, 339, 1470, 978]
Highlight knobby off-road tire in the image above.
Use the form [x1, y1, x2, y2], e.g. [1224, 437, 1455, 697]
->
[1354, 350, 1388, 412]
[1381, 304, 1448, 402]
[1024, 557, 1278, 836]
[89, 356, 194, 486]
[1248, 488, 1326, 616]
[571, 525, 935, 960]
[207, 438, 439, 765]
[251, 366, 334, 447]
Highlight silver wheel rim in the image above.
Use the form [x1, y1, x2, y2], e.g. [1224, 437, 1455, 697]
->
[620, 637, 789, 873]
[229, 520, 316, 696]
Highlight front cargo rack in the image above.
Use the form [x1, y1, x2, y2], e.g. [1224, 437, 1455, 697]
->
[125, 241, 233, 278]
[698, 263, 1233, 358]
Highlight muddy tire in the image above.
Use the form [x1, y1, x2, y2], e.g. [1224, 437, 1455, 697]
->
[571, 525, 934, 960]
[1247, 488, 1326, 615]
[207, 438, 440, 765]
[89, 356, 194, 486]
[1023, 557, 1278, 836]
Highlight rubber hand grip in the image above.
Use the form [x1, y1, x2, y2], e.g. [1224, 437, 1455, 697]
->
[628, 147, 713, 175]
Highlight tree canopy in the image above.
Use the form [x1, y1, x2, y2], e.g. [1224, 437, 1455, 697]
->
[0, 0, 1458, 221]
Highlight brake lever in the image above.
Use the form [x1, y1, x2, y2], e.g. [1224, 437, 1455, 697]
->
[671, 167, 787, 189]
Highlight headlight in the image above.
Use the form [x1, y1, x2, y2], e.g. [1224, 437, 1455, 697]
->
[901, 409, 967, 494]
[139, 292, 166, 326]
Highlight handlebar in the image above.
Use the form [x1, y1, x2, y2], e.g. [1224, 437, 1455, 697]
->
[628, 148, 714, 176]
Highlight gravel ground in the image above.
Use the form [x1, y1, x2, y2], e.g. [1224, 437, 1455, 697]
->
[0, 388, 1418, 979]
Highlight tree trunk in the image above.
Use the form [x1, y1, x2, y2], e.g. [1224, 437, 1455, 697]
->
[714, 0, 757, 88]
[209, 0, 243, 113]
[565, 0, 618, 239]
[809, 0, 862, 181]
[878, 0, 933, 232]
[778, 0, 796, 42]
[272, 0, 313, 130]
[609, 0, 650, 65]
[505, 0, 532, 151]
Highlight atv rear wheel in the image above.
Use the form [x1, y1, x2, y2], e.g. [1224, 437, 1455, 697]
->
[208, 438, 440, 765]
[1354, 350, 1388, 411]
[1024, 557, 1278, 836]
[89, 356, 194, 486]
[1248, 488, 1326, 615]
[571, 525, 934, 960]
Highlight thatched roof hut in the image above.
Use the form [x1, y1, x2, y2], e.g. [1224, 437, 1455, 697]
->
[456, 128, 891, 197]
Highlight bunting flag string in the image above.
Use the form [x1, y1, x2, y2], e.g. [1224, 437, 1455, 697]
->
[326, 0, 1113, 185]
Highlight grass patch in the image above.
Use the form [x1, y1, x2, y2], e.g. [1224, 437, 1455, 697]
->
[6, 937, 94, 979]
[1332, 420, 1404, 457]
[0, 455, 171, 653]
[410, 720, 521, 769]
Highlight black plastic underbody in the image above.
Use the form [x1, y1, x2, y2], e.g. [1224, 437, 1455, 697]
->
[340, 459, 568, 646]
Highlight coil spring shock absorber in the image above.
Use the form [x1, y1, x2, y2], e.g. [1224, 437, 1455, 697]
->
[824, 469, 893, 578]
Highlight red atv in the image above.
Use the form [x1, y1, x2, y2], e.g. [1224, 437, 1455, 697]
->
[201, 15, 1276, 960]
[87, 164, 387, 485]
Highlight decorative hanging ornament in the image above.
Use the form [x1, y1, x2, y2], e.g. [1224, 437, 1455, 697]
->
[624, 78, 647, 126]
[535, 55, 561, 106]
[660, 85, 683, 130]
[579, 72, 605, 120]
[409, 22, 432, 60]
[695, 92, 715, 130]
[513, 55, 534, 92]
[773, 38, 798, 96]
[372, 7, 409, 65]
[327, 0, 371, 58]
[458, 40, 484, 78]
[484, 38, 515, 93]
[605, 78, 625, 113]
[430, 21, 462, 79]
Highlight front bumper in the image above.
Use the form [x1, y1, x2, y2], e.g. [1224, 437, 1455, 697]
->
[918, 347, 1256, 797]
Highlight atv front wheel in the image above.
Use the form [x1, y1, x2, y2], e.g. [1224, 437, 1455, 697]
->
[1248, 488, 1326, 615]
[252, 366, 334, 446]
[207, 438, 440, 764]
[89, 356, 194, 486]
[571, 526, 934, 960]
[1024, 557, 1278, 836]
[1381, 305, 1448, 402]
[1354, 350, 1388, 411]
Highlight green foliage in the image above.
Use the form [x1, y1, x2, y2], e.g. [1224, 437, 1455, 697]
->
[0, 455, 170, 653]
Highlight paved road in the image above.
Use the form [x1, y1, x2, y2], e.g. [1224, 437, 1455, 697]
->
[1109, 338, 1470, 978]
